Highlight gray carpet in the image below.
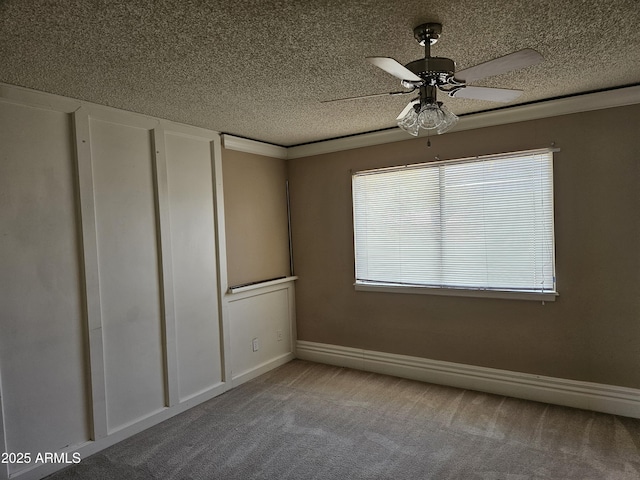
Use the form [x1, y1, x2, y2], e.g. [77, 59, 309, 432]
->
[47, 360, 640, 479]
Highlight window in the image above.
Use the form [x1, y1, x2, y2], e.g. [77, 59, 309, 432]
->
[352, 149, 557, 300]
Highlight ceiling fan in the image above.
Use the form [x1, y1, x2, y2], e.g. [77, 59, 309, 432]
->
[334, 23, 543, 136]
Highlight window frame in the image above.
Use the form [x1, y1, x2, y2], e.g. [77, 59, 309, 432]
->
[352, 148, 559, 302]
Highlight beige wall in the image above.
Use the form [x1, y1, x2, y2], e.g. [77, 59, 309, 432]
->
[288, 104, 640, 389]
[222, 148, 290, 287]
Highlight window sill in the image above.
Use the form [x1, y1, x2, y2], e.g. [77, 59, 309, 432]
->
[228, 276, 298, 294]
[354, 282, 558, 302]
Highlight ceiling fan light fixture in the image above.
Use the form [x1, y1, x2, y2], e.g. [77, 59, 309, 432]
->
[397, 105, 420, 136]
[398, 101, 458, 136]
[435, 102, 458, 134]
[417, 102, 445, 130]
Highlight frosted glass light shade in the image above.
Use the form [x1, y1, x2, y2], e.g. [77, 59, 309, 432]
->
[418, 104, 445, 130]
[436, 102, 459, 134]
[397, 101, 458, 136]
[397, 105, 420, 136]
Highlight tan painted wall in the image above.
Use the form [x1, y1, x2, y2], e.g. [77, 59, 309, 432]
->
[222, 148, 290, 287]
[287, 104, 640, 389]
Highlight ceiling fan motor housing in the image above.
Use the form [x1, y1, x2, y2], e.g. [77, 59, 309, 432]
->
[405, 57, 456, 85]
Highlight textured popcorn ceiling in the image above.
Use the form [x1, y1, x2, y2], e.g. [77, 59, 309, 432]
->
[1, 0, 639, 146]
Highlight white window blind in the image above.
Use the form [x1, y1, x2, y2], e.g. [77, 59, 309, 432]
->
[352, 149, 556, 294]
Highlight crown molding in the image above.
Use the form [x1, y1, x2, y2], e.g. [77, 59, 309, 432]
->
[286, 85, 640, 159]
[4, 82, 639, 161]
[221, 134, 288, 159]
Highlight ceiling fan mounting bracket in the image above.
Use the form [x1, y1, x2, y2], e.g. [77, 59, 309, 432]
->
[413, 23, 442, 46]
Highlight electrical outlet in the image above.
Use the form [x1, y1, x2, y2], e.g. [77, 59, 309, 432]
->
[252, 337, 259, 352]
[276, 330, 283, 342]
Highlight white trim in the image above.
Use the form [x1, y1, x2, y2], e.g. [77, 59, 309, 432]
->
[222, 134, 288, 159]
[72, 107, 109, 440]
[295, 341, 640, 419]
[230, 353, 296, 387]
[211, 134, 233, 387]
[287, 85, 640, 159]
[287, 281, 298, 358]
[455, 85, 640, 134]
[152, 126, 180, 408]
[354, 283, 557, 302]
[227, 276, 298, 295]
[0, 83, 80, 113]
[288, 129, 407, 159]
[0, 83, 223, 138]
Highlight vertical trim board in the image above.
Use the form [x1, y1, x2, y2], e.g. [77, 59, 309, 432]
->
[212, 135, 233, 385]
[72, 108, 108, 440]
[151, 126, 180, 408]
[287, 283, 297, 357]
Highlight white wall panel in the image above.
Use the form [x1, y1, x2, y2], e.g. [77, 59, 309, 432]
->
[89, 118, 166, 432]
[165, 132, 223, 400]
[0, 84, 293, 480]
[0, 102, 90, 474]
[227, 281, 296, 382]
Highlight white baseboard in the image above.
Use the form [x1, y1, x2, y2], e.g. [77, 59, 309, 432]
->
[296, 340, 640, 419]
[231, 352, 296, 387]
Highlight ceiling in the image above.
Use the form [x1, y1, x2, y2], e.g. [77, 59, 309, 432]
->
[1, 0, 639, 147]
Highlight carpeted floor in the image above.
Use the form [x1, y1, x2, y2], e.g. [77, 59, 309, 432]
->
[47, 360, 640, 479]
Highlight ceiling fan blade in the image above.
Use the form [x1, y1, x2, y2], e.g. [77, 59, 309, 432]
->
[450, 86, 523, 103]
[454, 48, 543, 83]
[321, 89, 416, 103]
[396, 99, 419, 120]
[366, 57, 422, 82]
